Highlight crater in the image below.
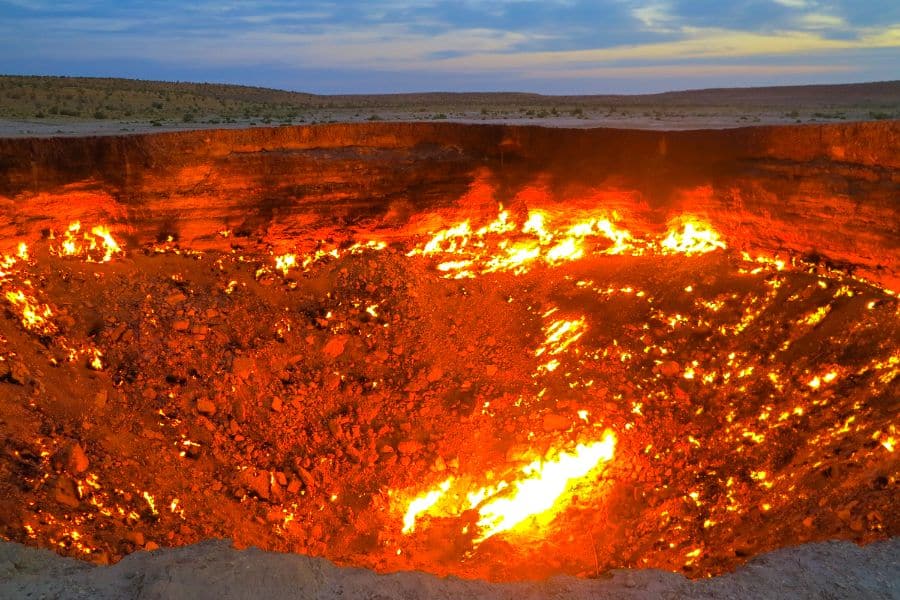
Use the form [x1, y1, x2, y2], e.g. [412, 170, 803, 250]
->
[0, 122, 896, 582]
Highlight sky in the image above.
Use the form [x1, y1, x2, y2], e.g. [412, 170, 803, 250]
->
[0, 0, 898, 94]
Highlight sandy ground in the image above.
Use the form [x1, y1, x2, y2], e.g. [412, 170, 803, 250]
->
[1, 538, 898, 600]
[0, 112, 835, 137]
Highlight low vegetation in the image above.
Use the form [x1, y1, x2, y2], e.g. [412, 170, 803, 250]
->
[0, 75, 898, 130]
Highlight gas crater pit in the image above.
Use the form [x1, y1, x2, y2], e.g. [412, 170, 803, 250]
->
[0, 122, 897, 582]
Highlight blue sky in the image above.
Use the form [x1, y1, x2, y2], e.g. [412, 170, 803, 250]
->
[0, 1, 897, 94]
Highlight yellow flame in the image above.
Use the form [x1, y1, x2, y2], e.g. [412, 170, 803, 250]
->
[4, 290, 55, 333]
[402, 477, 453, 534]
[397, 430, 616, 545]
[660, 220, 726, 255]
[51, 222, 124, 263]
[275, 253, 297, 276]
[471, 431, 616, 543]
[410, 207, 723, 278]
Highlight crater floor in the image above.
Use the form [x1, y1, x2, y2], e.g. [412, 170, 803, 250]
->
[0, 213, 897, 582]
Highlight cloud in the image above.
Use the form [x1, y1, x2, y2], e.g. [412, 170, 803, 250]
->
[524, 62, 855, 79]
[771, 0, 809, 7]
[0, 0, 897, 93]
[632, 2, 678, 31]
[796, 13, 847, 29]
[427, 25, 900, 72]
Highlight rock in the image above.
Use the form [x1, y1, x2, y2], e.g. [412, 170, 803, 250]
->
[196, 398, 217, 416]
[238, 469, 270, 500]
[0, 358, 29, 385]
[397, 440, 423, 455]
[53, 442, 89, 474]
[232, 357, 254, 380]
[172, 319, 190, 332]
[53, 476, 80, 508]
[265, 509, 285, 523]
[165, 292, 187, 305]
[271, 397, 283, 412]
[485, 364, 498, 376]
[542, 413, 570, 432]
[125, 531, 145, 546]
[144, 541, 160, 551]
[323, 336, 348, 358]
[426, 366, 444, 383]
[297, 467, 315, 490]
[67, 443, 89, 473]
[658, 361, 681, 377]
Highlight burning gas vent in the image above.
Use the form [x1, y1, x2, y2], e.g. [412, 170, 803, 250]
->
[0, 123, 896, 582]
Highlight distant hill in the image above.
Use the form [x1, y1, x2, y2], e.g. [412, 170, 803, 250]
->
[0, 75, 897, 132]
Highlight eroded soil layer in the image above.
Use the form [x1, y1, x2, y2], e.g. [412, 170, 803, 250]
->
[0, 228, 897, 581]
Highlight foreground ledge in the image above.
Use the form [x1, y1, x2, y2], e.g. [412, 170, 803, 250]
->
[1, 538, 897, 599]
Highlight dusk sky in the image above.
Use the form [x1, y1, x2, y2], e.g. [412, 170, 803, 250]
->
[1, 1, 898, 94]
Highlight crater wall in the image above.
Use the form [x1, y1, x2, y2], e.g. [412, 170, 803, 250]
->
[0, 121, 897, 288]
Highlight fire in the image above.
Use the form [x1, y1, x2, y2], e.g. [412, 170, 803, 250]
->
[402, 477, 453, 534]
[265, 241, 387, 279]
[4, 289, 56, 334]
[536, 317, 587, 358]
[275, 253, 297, 276]
[659, 220, 726, 255]
[50, 221, 124, 263]
[396, 430, 616, 546]
[472, 432, 616, 543]
[409, 206, 725, 278]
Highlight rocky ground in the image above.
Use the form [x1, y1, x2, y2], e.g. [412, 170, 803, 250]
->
[0, 211, 897, 583]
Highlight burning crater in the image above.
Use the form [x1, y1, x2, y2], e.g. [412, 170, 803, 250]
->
[0, 122, 897, 582]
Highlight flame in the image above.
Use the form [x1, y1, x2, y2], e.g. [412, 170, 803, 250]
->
[402, 477, 453, 534]
[660, 220, 726, 255]
[266, 241, 387, 279]
[50, 221, 124, 263]
[409, 206, 725, 279]
[409, 206, 640, 278]
[396, 430, 616, 546]
[4, 289, 56, 334]
[535, 317, 587, 358]
[275, 253, 297, 276]
[472, 431, 616, 543]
